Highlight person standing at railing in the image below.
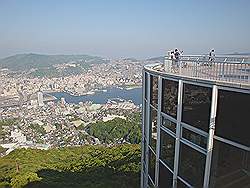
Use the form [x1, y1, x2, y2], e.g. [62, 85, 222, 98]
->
[169, 50, 175, 71]
[174, 48, 181, 68]
[208, 49, 215, 66]
[170, 50, 175, 60]
[179, 50, 185, 67]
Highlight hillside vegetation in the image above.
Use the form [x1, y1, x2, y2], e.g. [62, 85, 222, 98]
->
[0, 144, 141, 188]
[86, 114, 141, 144]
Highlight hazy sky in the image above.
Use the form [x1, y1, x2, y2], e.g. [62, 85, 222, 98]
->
[0, 0, 250, 59]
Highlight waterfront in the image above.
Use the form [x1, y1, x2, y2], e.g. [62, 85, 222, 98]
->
[49, 87, 142, 105]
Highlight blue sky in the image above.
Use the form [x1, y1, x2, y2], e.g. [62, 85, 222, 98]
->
[0, 0, 250, 58]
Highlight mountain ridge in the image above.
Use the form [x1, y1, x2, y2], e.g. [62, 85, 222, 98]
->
[0, 53, 109, 71]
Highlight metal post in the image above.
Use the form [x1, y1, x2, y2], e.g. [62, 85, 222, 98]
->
[222, 59, 226, 80]
[203, 85, 218, 188]
[179, 59, 182, 75]
[155, 76, 162, 187]
[141, 70, 146, 188]
[246, 58, 250, 83]
[144, 72, 151, 187]
[240, 60, 243, 82]
[164, 56, 172, 73]
[172, 80, 183, 187]
[164, 56, 168, 72]
[195, 58, 199, 78]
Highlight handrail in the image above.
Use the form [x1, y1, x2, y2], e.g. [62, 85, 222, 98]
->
[149, 55, 250, 85]
[176, 54, 250, 60]
[172, 55, 250, 65]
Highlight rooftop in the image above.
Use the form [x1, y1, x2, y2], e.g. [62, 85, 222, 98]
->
[145, 55, 250, 90]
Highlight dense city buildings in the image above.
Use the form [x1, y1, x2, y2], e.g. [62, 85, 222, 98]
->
[0, 57, 150, 155]
[141, 55, 250, 187]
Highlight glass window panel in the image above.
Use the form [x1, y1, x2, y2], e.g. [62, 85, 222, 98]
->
[148, 176, 155, 188]
[145, 72, 148, 100]
[149, 107, 157, 152]
[148, 148, 156, 184]
[143, 162, 146, 175]
[216, 90, 250, 147]
[162, 79, 178, 119]
[160, 131, 175, 170]
[143, 140, 147, 163]
[162, 117, 176, 134]
[182, 83, 212, 132]
[182, 127, 207, 149]
[150, 75, 158, 108]
[144, 100, 148, 139]
[178, 142, 206, 187]
[209, 140, 250, 188]
[159, 161, 173, 188]
[177, 178, 189, 188]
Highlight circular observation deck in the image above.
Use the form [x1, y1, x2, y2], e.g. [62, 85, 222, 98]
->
[141, 55, 250, 188]
[144, 55, 250, 90]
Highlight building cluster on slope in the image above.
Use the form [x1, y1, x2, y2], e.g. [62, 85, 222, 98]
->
[0, 58, 155, 156]
[0, 92, 140, 156]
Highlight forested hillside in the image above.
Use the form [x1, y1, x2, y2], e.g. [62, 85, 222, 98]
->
[0, 144, 141, 188]
[85, 113, 141, 144]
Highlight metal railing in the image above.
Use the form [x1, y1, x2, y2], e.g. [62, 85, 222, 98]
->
[160, 55, 250, 84]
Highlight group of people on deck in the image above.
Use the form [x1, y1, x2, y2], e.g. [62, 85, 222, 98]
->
[169, 48, 183, 61]
[169, 48, 183, 68]
[168, 48, 216, 67]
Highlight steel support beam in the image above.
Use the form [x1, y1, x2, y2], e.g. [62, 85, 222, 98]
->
[155, 76, 162, 187]
[173, 80, 183, 187]
[203, 85, 218, 188]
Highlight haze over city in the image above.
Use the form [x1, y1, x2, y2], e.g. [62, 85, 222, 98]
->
[0, 0, 250, 59]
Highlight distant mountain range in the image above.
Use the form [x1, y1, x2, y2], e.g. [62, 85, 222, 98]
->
[121, 57, 165, 63]
[0, 53, 109, 71]
[146, 56, 164, 63]
[122, 58, 139, 62]
[2, 52, 248, 72]
[0, 53, 166, 72]
[224, 52, 250, 56]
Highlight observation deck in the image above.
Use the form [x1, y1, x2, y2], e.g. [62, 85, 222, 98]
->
[141, 54, 250, 188]
[145, 55, 250, 89]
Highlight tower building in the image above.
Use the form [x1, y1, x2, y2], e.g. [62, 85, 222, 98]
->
[37, 91, 44, 107]
[141, 55, 250, 187]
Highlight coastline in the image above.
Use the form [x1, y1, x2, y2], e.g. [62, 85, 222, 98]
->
[48, 86, 142, 105]
[47, 85, 142, 97]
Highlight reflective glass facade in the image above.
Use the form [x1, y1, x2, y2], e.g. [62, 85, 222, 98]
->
[145, 72, 148, 100]
[160, 130, 175, 170]
[216, 90, 250, 147]
[177, 178, 189, 188]
[150, 75, 158, 108]
[182, 127, 207, 149]
[162, 116, 176, 134]
[162, 79, 178, 119]
[149, 107, 157, 152]
[141, 68, 250, 188]
[209, 140, 250, 188]
[178, 142, 206, 187]
[159, 161, 173, 188]
[182, 84, 212, 132]
[148, 148, 156, 184]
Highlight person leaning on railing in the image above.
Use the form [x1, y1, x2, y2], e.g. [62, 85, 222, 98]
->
[208, 49, 215, 66]
[165, 49, 183, 72]
[174, 48, 181, 67]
